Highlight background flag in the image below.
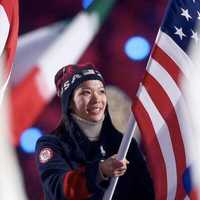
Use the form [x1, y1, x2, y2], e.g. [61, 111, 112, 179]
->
[0, 1, 28, 200]
[0, 0, 19, 102]
[133, 0, 200, 199]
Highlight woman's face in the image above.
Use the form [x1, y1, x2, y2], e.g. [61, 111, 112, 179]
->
[71, 80, 107, 122]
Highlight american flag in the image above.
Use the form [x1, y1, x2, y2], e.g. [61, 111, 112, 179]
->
[0, 0, 19, 101]
[133, 0, 200, 199]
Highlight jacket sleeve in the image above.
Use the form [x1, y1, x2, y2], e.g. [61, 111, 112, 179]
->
[35, 136, 93, 200]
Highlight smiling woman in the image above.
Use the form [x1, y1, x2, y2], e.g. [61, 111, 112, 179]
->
[35, 63, 155, 200]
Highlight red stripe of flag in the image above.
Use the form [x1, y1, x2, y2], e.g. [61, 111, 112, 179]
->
[189, 188, 199, 200]
[0, 0, 12, 21]
[153, 45, 190, 112]
[152, 45, 184, 89]
[133, 97, 167, 200]
[144, 72, 186, 199]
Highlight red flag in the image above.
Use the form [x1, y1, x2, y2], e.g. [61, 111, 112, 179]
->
[133, 0, 198, 199]
[0, 0, 19, 98]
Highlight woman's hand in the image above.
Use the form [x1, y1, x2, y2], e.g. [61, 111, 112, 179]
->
[99, 154, 129, 178]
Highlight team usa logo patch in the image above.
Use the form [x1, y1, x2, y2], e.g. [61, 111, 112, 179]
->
[39, 148, 53, 164]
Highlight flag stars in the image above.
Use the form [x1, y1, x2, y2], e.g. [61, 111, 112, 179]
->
[174, 26, 186, 40]
[180, 8, 192, 21]
[191, 30, 198, 43]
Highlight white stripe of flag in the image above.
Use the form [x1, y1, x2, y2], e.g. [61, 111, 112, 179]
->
[133, 29, 194, 199]
[137, 85, 177, 200]
[157, 31, 194, 80]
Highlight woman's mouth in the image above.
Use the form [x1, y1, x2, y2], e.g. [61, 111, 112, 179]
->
[87, 107, 103, 114]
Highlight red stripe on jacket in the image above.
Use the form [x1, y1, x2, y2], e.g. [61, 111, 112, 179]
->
[63, 166, 92, 200]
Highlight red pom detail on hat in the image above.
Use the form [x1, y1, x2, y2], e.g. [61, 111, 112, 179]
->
[66, 65, 74, 74]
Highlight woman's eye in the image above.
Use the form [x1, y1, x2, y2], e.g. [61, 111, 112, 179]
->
[82, 90, 91, 95]
[100, 89, 105, 94]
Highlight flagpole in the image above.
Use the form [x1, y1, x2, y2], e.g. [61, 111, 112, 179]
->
[103, 113, 138, 200]
[102, 17, 162, 200]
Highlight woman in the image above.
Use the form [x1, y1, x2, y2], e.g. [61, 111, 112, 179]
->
[35, 63, 154, 200]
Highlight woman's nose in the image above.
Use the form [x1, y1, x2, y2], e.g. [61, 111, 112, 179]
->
[91, 92, 100, 103]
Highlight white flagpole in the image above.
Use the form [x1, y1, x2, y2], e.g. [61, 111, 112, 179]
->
[103, 113, 137, 200]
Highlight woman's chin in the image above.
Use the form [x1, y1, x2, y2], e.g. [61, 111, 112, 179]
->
[87, 115, 104, 123]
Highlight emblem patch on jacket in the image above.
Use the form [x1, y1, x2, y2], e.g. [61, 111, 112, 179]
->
[39, 148, 53, 164]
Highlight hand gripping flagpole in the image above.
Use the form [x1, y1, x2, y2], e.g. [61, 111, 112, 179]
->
[103, 113, 137, 200]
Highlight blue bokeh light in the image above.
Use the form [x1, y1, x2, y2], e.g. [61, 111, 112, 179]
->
[124, 36, 150, 61]
[82, 0, 94, 9]
[20, 127, 42, 153]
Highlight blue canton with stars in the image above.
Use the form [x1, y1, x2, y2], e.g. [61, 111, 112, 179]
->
[161, 0, 200, 53]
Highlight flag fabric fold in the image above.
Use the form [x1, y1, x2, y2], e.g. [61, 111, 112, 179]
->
[0, 1, 28, 200]
[0, 0, 19, 102]
[133, 0, 200, 199]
